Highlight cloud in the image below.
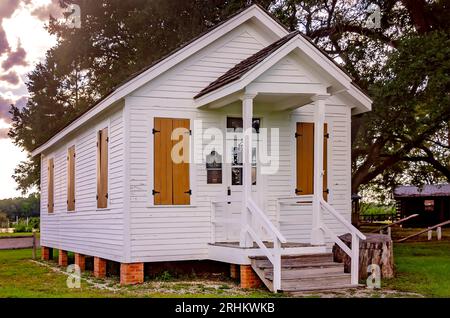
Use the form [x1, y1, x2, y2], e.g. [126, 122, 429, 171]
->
[0, 70, 20, 85]
[1, 42, 27, 70]
[0, 94, 26, 124]
[31, 0, 64, 21]
[0, 127, 8, 138]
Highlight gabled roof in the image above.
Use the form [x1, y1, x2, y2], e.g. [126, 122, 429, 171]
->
[195, 31, 301, 98]
[394, 184, 450, 198]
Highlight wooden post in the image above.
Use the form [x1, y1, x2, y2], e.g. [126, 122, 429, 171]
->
[311, 95, 328, 245]
[240, 93, 256, 248]
[428, 228, 432, 241]
[437, 227, 442, 241]
[387, 227, 392, 238]
[32, 230, 36, 260]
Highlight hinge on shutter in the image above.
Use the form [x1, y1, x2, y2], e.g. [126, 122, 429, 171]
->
[96, 194, 98, 200]
[105, 193, 109, 199]
[66, 200, 68, 204]
[295, 133, 302, 138]
[152, 129, 160, 134]
[184, 190, 192, 196]
[152, 190, 160, 195]
[295, 188, 303, 194]
[324, 133, 330, 139]
[323, 189, 330, 194]
[189, 130, 192, 136]
[106, 137, 109, 143]
[73, 153, 76, 158]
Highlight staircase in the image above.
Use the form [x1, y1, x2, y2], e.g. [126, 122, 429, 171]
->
[250, 253, 357, 294]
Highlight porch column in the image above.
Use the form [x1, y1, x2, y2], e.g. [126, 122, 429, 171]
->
[240, 93, 256, 248]
[311, 95, 328, 245]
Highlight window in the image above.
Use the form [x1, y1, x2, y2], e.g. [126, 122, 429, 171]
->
[97, 128, 109, 209]
[295, 122, 329, 200]
[153, 118, 191, 205]
[424, 200, 434, 212]
[67, 146, 76, 211]
[47, 158, 54, 213]
[227, 117, 259, 186]
[206, 150, 222, 184]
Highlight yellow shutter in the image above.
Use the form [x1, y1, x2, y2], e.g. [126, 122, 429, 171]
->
[97, 128, 108, 209]
[172, 119, 190, 205]
[296, 122, 328, 200]
[67, 146, 76, 211]
[47, 158, 54, 213]
[154, 118, 190, 205]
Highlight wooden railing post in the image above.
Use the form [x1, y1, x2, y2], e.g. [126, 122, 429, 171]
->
[437, 227, 442, 241]
[273, 237, 281, 293]
[351, 234, 359, 285]
[32, 230, 37, 260]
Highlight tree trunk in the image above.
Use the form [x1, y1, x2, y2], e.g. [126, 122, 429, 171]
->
[333, 233, 395, 281]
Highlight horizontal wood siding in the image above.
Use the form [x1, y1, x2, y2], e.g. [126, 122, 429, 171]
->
[40, 105, 126, 262]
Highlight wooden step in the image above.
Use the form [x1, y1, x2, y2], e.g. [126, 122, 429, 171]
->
[264, 264, 344, 280]
[249, 253, 333, 262]
[256, 260, 340, 270]
[284, 283, 359, 294]
[281, 273, 351, 290]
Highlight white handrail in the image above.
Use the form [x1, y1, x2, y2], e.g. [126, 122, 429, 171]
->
[320, 198, 365, 285]
[248, 199, 287, 244]
[321, 199, 366, 240]
[247, 198, 285, 292]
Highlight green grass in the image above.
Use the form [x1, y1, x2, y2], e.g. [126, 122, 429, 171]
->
[0, 232, 36, 237]
[384, 241, 450, 297]
[0, 249, 273, 298]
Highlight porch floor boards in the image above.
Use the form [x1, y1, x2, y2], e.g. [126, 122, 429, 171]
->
[210, 242, 316, 249]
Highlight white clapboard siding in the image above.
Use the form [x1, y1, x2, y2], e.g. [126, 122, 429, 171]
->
[40, 105, 126, 262]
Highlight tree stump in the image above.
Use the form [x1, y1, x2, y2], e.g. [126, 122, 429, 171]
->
[332, 233, 395, 281]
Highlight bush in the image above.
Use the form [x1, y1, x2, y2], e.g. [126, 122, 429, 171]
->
[12, 218, 40, 233]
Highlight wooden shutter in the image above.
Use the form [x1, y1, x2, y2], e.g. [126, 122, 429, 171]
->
[67, 146, 76, 211]
[296, 123, 328, 200]
[296, 123, 314, 195]
[154, 118, 174, 205]
[97, 128, 108, 209]
[153, 118, 190, 205]
[47, 158, 54, 213]
[323, 124, 329, 201]
[172, 119, 191, 205]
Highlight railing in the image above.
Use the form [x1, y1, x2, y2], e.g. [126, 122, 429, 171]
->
[396, 220, 450, 243]
[247, 198, 287, 292]
[320, 199, 366, 285]
[371, 214, 419, 237]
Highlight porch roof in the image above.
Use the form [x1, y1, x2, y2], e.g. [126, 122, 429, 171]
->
[194, 31, 372, 115]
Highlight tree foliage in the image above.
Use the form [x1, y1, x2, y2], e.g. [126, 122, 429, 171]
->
[8, 0, 450, 200]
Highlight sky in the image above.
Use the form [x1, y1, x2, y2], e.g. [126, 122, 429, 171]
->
[0, 0, 63, 199]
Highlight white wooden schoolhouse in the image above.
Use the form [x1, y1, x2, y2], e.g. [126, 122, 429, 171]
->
[32, 4, 371, 292]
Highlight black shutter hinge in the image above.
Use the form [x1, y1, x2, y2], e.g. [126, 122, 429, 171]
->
[324, 133, 330, 139]
[152, 190, 160, 195]
[184, 190, 192, 196]
[106, 193, 109, 199]
[295, 133, 302, 138]
[324, 189, 330, 194]
[189, 130, 192, 136]
[96, 195, 98, 200]
[295, 188, 303, 194]
[106, 137, 109, 143]
[152, 129, 160, 134]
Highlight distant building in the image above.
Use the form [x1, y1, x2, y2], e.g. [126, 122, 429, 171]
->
[394, 184, 450, 227]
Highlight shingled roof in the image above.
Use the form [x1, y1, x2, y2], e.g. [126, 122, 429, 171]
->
[394, 184, 450, 198]
[194, 31, 300, 99]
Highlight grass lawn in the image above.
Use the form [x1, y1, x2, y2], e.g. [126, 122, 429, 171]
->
[0, 232, 36, 237]
[384, 241, 450, 297]
[0, 249, 273, 298]
[1, 242, 450, 298]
